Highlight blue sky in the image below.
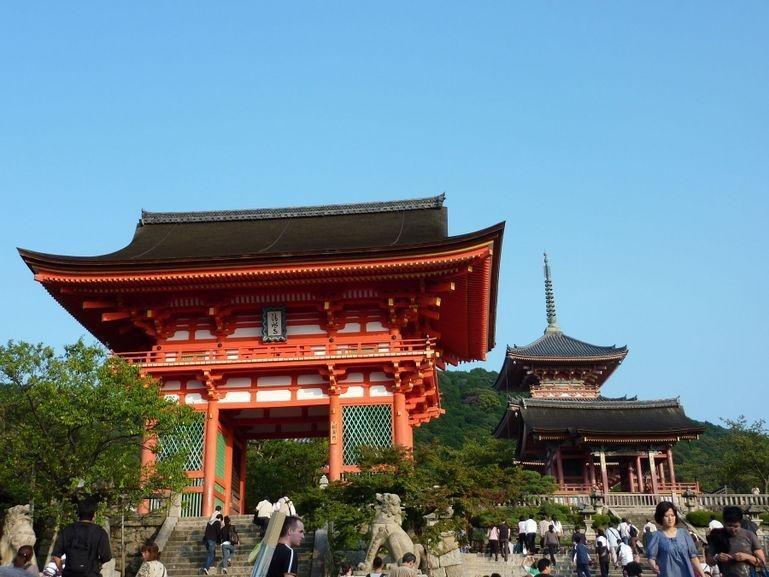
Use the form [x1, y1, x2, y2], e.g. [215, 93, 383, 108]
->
[1, 2, 767, 424]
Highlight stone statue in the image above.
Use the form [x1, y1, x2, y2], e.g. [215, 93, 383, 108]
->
[0, 505, 37, 568]
[423, 506, 463, 577]
[359, 493, 424, 571]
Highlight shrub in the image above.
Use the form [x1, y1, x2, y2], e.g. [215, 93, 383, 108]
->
[591, 513, 620, 529]
[687, 510, 722, 527]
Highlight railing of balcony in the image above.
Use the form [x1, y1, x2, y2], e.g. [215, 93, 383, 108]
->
[114, 337, 435, 367]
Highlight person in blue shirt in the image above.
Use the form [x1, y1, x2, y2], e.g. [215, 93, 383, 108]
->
[575, 538, 593, 577]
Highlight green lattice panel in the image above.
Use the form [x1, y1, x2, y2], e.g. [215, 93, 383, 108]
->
[181, 492, 202, 517]
[342, 404, 392, 465]
[158, 414, 204, 472]
[216, 431, 226, 478]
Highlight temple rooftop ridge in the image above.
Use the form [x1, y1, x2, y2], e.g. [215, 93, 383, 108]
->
[141, 193, 446, 224]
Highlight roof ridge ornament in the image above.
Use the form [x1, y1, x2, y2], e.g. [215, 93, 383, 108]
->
[543, 252, 561, 334]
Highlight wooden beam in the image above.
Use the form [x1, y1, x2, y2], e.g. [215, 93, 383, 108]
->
[83, 300, 117, 310]
[101, 311, 131, 322]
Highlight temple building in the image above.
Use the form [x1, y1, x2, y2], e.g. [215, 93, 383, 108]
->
[19, 194, 503, 515]
[493, 254, 704, 494]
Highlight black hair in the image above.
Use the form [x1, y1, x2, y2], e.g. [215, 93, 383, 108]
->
[77, 496, 99, 520]
[707, 528, 730, 554]
[537, 559, 552, 572]
[653, 501, 679, 525]
[280, 515, 303, 537]
[723, 506, 743, 524]
[625, 562, 643, 577]
[372, 557, 384, 570]
[401, 553, 417, 565]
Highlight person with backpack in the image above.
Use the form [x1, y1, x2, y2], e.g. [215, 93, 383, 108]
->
[596, 529, 610, 577]
[202, 513, 223, 575]
[605, 525, 621, 568]
[220, 516, 240, 574]
[543, 525, 560, 567]
[498, 522, 511, 562]
[51, 498, 112, 577]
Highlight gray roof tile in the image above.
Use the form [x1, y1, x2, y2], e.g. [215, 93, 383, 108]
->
[507, 330, 627, 360]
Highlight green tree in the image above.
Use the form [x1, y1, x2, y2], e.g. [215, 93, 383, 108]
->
[720, 417, 769, 494]
[0, 340, 196, 517]
[244, 439, 328, 506]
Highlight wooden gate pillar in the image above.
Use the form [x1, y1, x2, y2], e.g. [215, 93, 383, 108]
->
[202, 400, 220, 517]
[328, 393, 343, 481]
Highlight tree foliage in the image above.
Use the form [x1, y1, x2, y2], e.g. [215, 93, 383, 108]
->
[245, 438, 329, 505]
[0, 340, 196, 517]
[415, 369, 508, 447]
[720, 417, 769, 494]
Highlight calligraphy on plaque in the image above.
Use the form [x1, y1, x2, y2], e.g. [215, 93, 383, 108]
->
[261, 306, 287, 342]
[330, 421, 338, 445]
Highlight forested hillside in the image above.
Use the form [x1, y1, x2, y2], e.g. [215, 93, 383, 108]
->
[414, 368, 508, 447]
[417, 369, 726, 491]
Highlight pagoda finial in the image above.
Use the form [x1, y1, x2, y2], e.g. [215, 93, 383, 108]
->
[544, 252, 561, 333]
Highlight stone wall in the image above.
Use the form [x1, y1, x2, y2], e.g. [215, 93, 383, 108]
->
[106, 513, 166, 577]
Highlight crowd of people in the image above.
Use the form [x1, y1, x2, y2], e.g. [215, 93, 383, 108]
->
[483, 515, 565, 562]
[477, 503, 767, 577]
[202, 495, 297, 575]
[1, 498, 766, 577]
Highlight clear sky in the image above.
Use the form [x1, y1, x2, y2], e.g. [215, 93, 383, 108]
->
[1, 2, 767, 424]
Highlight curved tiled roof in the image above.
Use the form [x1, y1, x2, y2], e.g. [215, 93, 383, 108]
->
[19, 194, 452, 263]
[494, 396, 705, 446]
[507, 330, 627, 361]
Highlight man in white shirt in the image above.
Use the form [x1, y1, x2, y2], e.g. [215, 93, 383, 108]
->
[254, 498, 273, 536]
[517, 516, 528, 553]
[617, 541, 634, 570]
[605, 525, 621, 567]
[553, 518, 563, 538]
[618, 519, 630, 544]
[707, 515, 723, 535]
[525, 516, 538, 554]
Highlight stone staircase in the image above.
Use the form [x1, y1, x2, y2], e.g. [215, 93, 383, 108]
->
[159, 515, 314, 577]
[460, 550, 654, 577]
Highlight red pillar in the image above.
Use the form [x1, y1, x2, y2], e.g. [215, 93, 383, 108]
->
[239, 440, 247, 514]
[223, 429, 234, 514]
[138, 434, 157, 514]
[393, 390, 410, 448]
[202, 400, 220, 517]
[555, 447, 565, 487]
[628, 462, 636, 493]
[667, 448, 677, 487]
[328, 393, 343, 481]
[404, 420, 414, 450]
[648, 450, 659, 494]
[659, 462, 667, 488]
[589, 457, 597, 487]
[636, 455, 644, 492]
[599, 450, 609, 494]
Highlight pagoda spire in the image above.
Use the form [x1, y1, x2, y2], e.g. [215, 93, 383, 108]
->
[544, 252, 561, 333]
